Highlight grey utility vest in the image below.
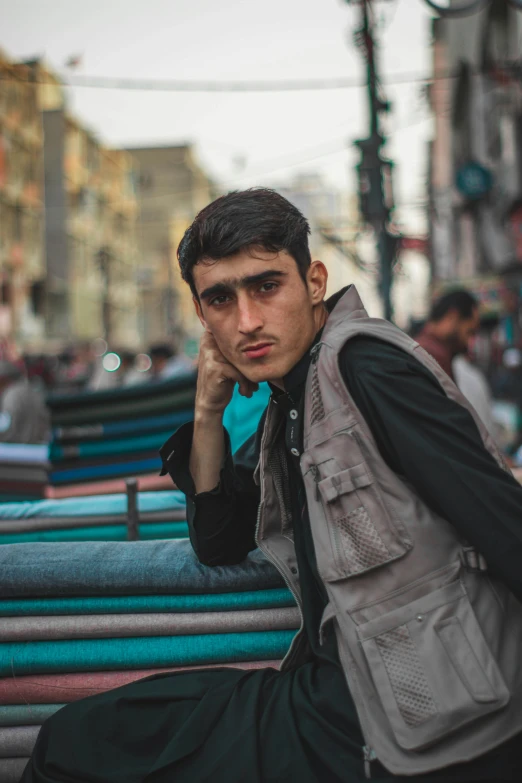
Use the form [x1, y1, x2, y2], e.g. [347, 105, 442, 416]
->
[254, 286, 522, 777]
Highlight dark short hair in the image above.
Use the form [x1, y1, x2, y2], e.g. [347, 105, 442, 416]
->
[149, 343, 174, 360]
[429, 289, 478, 322]
[177, 188, 311, 298]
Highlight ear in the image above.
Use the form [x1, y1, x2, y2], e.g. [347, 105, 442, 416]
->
[307, 260, 328, 305]
[193, 296, 208, 330]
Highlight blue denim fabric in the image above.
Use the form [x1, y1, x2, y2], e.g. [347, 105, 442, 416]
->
[0, 539, 285, 597]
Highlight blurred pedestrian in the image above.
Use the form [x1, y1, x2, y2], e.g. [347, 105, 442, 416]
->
[149, 342, 194, 381]
[88, 350, 142, 391]
[416, 289, 496, 436]
[453, 353, 496, 436]
[0, 360, 50, 443]
[416, 289, 479, 381]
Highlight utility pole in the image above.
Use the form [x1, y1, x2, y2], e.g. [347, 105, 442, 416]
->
[348, 0, 396, 320]
[97, 246, 112, 343]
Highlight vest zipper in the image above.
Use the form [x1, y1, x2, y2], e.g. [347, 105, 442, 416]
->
[310, 342, 322, 364]
[310, 464, 321, 500]
[255, 501, 305, 669]
[363, 745, 377, 779]
[254, 403, 304, 670]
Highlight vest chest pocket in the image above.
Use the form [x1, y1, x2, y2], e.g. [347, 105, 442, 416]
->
[314, 460, 411, 580]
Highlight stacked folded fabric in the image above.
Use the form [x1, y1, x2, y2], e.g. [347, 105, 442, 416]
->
[0, 444, 50, 503]
[0, 490, 189, 545]
[0, 539, 298, 777]
[46, 373, 196, 497]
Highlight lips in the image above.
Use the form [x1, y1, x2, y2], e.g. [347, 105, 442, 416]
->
[242, 343, 273, 360]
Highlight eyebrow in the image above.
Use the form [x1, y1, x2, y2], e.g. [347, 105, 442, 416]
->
[199, 270, 287, 302]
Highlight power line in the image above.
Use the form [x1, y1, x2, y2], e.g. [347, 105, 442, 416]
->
[0, 68, 461, 94]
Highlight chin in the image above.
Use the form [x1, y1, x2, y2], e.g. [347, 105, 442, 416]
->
[249, 362, 293, 386]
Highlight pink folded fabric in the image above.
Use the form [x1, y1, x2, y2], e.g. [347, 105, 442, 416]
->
[46, 474, 174, 499]
[0, 661, 280, 704]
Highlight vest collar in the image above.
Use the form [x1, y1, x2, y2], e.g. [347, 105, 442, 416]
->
[321, 285, 368, 342]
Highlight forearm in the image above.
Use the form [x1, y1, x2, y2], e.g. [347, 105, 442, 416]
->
[160, 422, 260, 565]
[189, 409, 226, 493]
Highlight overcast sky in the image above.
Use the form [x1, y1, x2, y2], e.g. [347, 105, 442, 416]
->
[2, 0, 436, 233]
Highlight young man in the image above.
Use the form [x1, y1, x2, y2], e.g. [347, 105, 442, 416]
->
[23, 189, 522, 782]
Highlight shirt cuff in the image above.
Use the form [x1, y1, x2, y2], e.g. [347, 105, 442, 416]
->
[159, 420, 235, 498]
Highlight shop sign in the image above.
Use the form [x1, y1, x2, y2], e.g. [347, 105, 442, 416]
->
[455, 161, 493, 200]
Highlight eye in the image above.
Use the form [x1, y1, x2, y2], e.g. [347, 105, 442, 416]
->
[259, 282, 278, 293]
[209, 294, 231, 307]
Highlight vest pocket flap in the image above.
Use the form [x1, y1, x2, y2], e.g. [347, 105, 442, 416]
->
[318, 464, 372, 503]
[436, 618, 497, 703]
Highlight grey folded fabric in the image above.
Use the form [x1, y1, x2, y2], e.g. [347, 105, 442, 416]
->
[0, 726, 40, 758]
[0, 757, 30, 783]
[0, 540, 285, 597]
[0, 509, 186, 534]
[0, 607, 300, 641]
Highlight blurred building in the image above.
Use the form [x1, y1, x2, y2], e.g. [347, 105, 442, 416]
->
[279, 173, 429, 327]
[1, 53, 140, 351]
[0, 51, 45, 346]
[429, 1, 522, 286]
[278, 173, 380, 311]
[37, 61, 140, 347]
[124, 145, 214, 347]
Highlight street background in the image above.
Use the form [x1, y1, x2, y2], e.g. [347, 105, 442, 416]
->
[1, 0, 522, 451]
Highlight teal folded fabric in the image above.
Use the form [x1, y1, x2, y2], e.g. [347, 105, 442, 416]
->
[0, 520, 188, 545]
[0, 705, 64, 727]
[54, 408, 193, 442]
[51, 430, 176, 461]
[50, 455, 161, 483]
[0, 588, 296, 616]
[0, 490, 185, 520]
[0, 630, 296, 675]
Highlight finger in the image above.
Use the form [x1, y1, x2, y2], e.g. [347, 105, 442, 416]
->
[238, 378, 258, 397]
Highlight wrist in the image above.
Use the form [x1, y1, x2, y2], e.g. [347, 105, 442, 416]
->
[194, 404, 225, 425]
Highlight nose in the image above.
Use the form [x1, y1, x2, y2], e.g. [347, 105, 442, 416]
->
[237, 293, 263, 334]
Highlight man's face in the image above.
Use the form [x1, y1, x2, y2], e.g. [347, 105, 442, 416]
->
[453, 307, 480, 354]
[192, 248, 328, 385]
[444, 306, 480, 355]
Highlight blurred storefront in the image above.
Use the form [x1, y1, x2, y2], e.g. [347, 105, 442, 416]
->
[124, 144, 215, 348]
[428, 0, 522, 447]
